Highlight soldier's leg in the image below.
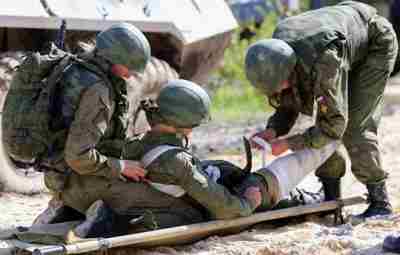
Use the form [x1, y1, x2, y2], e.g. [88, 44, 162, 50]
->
[33, 171, 85, 225]
[236, 141, 339, 211]
[346, 15, 398, 218]
[60, 173, 108, 214]
[63, 174, 205, 237]
[314, 145, 349, 201]
[103, 179, 206, 232]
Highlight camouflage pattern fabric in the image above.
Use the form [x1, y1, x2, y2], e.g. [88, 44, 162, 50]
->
[245, 39, 297, 97]
[60, 132, 258, 232]
[156, 80, 212, 128]
[42, 57, 130, 189]
[96, 23, 151, 73]
[2, 44, 72, 163]
[262, 1, 398, 184]
[61, 172, 206, 233]
[123, 132, 258, 219]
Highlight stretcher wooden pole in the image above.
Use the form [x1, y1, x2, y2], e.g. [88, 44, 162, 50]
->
[31, 196, 365, 255]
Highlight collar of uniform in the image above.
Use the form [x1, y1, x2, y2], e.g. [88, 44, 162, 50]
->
[143, 131, 185, 149]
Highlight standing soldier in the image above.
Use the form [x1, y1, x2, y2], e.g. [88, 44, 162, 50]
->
[245, 1, 398, 219]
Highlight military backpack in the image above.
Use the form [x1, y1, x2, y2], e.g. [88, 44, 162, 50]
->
[2, 44, 104, 166]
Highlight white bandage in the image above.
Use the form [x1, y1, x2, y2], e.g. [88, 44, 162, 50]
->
[251, 136, 272, 153]
[266, 141, 340, 199]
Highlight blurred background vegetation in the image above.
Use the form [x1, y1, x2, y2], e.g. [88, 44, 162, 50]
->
[210, 0, 310, 121]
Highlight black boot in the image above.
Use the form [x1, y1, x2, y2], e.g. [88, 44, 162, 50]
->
[32, 198, 85, 225]
[320, 177, 341, 201]
[355, 182, 392, 219]
[320, 178, 344, 223]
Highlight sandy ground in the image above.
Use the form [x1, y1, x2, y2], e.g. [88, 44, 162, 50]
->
[2, 88, 400, 254]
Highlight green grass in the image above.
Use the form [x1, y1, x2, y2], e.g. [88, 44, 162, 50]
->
[210, 82, 270, 121]
[209, 13, 278, 121]
[209, 1, 312, 121]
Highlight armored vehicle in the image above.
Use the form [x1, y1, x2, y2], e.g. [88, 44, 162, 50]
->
[0, 0, 238, 194]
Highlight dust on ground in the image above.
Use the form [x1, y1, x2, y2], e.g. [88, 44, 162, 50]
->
[2, 101, 400, 254]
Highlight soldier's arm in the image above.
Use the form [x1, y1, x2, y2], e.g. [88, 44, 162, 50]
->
[266, 106, 299, 137]
[64, 83, 124, 179]
[156, 151, 258, 220]
[287, 44, 348, 150]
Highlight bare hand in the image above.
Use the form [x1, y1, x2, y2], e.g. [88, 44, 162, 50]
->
[250, 128, 277, 150]
[271, 139, 289, 156]
[121, 160, 148, 182]
[244, 186, 262, 208]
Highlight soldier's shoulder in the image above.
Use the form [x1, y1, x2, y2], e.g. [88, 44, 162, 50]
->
[62, 63, 106, 89]
[157, 149, 194, 168]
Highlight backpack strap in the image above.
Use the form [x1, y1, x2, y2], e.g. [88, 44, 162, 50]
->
[75, 58, 129, 139]
[141, 145, 186, 198]
[45, 53, 76, 159]
[141, 145, 181, 168]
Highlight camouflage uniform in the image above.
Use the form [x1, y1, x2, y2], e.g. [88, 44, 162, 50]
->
[56, 79, 257, 232]
[45, 60, 128, 177]
[265, 1, 398, 186]
[60, 131, 258, 232]
[33, 23, 155, 226]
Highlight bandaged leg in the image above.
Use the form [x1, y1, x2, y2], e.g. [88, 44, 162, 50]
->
[257, 141, 340, 205]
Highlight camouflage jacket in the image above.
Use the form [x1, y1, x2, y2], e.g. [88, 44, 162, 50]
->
[121, 132, 258, 220]
[267, 1, 377, 150]
[51, 58, 130, 179]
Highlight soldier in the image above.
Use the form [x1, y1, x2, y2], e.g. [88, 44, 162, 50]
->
[32, 22, 153, 225]
[62, 79, 264, 238]
[245, 0, 398, 219]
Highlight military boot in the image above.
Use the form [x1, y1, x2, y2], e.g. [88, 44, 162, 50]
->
[355, 182, 392, 219]
[318, 177, 344, 223]
[72, 200, 118, 239]
[32, 197, 84, 225]
[383, 235, 400, 253]
[320, 177, 341, 201]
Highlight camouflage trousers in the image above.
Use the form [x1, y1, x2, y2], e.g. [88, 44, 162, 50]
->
[316, 16, 398, 184]
[58, 173, 205, 232]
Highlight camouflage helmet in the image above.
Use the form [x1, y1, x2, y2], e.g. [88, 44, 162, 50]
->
[157, 79, 211, 128]
[96, 22, 151, 73]
[245, 39, 297, 96]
